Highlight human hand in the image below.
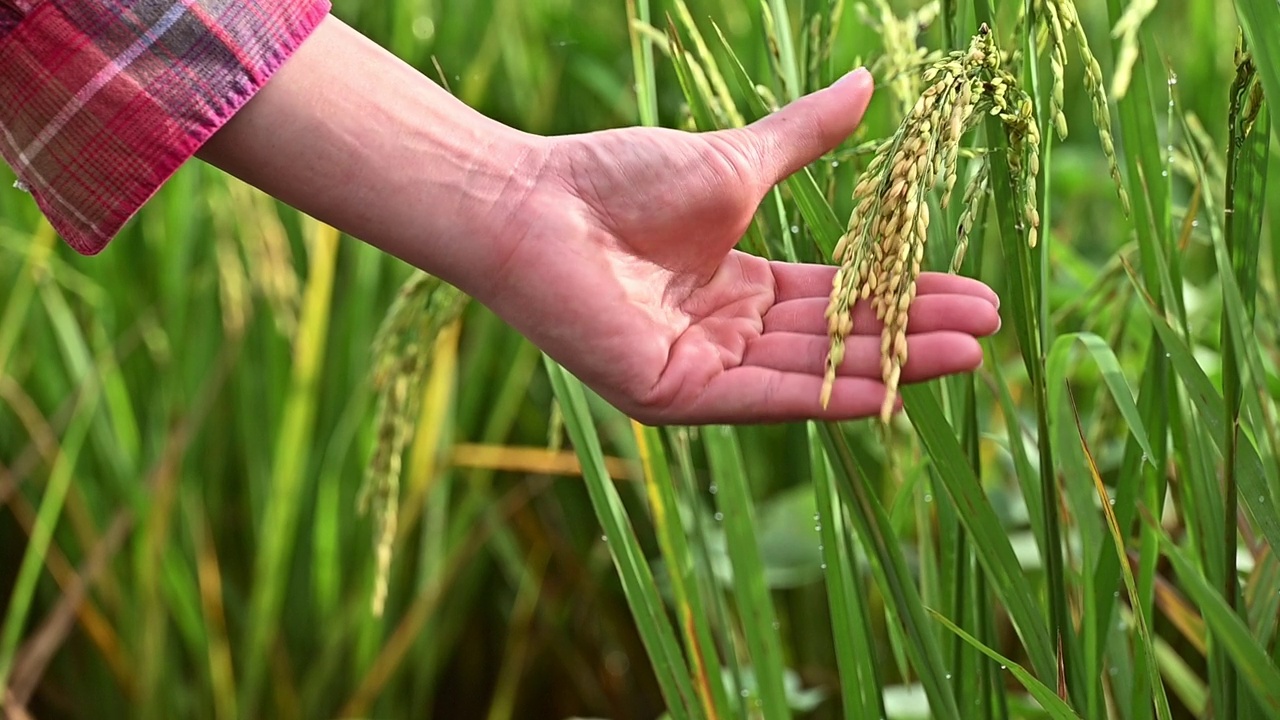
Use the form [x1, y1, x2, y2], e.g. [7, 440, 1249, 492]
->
[196, 22, 999, 426]
[481, 68, 1002, 425]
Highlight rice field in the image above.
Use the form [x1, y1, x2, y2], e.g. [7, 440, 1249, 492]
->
[3, 1, 1280, 719]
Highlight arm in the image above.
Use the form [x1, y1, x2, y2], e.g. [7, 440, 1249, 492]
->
[191, 15, 1005, 425]
[195, 15, 547, 307]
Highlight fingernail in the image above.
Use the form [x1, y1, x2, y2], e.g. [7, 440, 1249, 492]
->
[833, 67, 872, 91]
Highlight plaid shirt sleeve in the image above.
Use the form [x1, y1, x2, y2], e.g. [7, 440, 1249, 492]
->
[0, 0, 331, 255]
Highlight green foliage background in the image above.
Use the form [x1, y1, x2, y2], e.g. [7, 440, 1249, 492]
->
[2, 1, 1279, 719]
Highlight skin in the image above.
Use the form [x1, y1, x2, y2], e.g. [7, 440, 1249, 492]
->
[197, 15, 1002, 426]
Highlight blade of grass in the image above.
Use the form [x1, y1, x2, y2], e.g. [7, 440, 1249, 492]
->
[0, 378, 100, 690]
[1175, 99, 1280, 506]
[761, 0, 801, 102]
[671, 0, 744, 127]
[1125, 264, 1280, 553]
[239, 219, 340, 714]
[1156, 522, 1280, 715]
[633, 422, 735, 720]
[703, 425, 792, 720]
[816, 423, 962, 720]
[1045, 332, 1157, 465]
[928, 610, 1083, 720]
[543, 359, 698, 720]
[809, 423, 886, 720]
[0, 221, 55, 375]
[981, 342, 1044, 542]
[626, 0, 658, 127]
[1066, 387, 1173, 720]
[900, 385, 1057, 685]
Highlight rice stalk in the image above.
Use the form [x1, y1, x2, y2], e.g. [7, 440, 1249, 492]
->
[853, 0, 943, 116]
[1109, 0, 1158, 99]
[822, 24, 1040, 421]
[1036, 0, 1131, 214]
[359, 271, 468, 616]
[227, 182, 301, 338]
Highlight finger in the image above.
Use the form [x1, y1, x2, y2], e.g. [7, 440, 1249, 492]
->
[763, 294, 1001, 337]
[743, 331, 984, 382]
[726, 68, 874, 190]
[663, 367, 899, 425]
[772, 263, 1001, 306]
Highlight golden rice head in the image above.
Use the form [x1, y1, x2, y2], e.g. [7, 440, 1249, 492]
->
[951, 158, 990, 272]
[1059, 0, 1131, 215]
[1042, 0, 1071, 139]
[360, 272, 468, 616]
[823, 24, 1041, 421]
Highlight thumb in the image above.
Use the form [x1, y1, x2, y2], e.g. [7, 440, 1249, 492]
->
[729, 67, 874, 189]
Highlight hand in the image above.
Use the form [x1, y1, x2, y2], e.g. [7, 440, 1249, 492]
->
[196, 20, 1000, 426]
[483, 69, 1002, 425]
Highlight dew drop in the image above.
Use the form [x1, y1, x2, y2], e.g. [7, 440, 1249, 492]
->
[790, 225, 800, 234]
[714, 512, 724, 522]
[945, 673, 953, 680]
[411, 17, 436, 41]
[1192, 220, 1199, 228]
[821, 563, 827, 570]
[832, 160, 841, 168]
[1109, 498, 1116, 506]
[602, 535, 608, 542]
[1161, 170, 1169, 178]
[1260, 496, 1267, 503]
[924, 494, 933, 503]
[709, 483, 718, 495]
[772, 621, 781, 629]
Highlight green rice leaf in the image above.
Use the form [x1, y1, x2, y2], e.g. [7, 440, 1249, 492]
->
[928, 610, 1083, 720]
[1157, 527, 1280, 715]
[544, 359, 698, 719]
[703, 425, 792, 720]
[901, 385, 1057, 685]
[817, 423, 963, 720]
[1045, 332, 1156, 467]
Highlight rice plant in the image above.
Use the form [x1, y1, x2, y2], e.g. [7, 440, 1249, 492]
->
[3, 1, 1280, 719]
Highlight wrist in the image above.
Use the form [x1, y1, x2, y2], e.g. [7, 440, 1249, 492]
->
[394, 121, 556, 303]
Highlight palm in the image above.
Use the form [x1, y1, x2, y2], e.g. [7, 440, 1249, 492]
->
[488, 71, 1001, 425]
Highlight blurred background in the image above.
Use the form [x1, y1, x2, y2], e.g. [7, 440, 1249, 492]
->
[2, 1, 1276, 719]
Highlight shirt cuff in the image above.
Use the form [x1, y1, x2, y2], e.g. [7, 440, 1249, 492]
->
[0, 0, 332, 255]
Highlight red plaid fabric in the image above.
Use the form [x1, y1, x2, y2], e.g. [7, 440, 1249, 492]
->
[0, 0, 331, 254]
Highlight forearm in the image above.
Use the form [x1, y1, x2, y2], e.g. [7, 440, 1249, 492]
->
[196, 15, 550, 300]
